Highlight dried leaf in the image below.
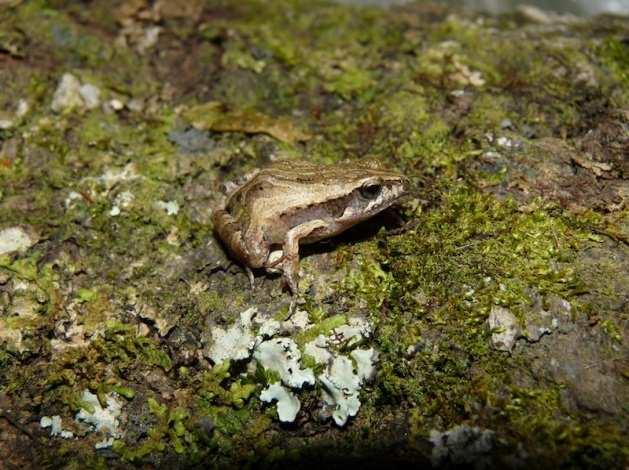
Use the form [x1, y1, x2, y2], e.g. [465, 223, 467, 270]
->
[183, 102, 311, 144]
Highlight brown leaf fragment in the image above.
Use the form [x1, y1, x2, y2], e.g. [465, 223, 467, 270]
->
[0, 0, 23, 7]
[183, 102, 311, 144]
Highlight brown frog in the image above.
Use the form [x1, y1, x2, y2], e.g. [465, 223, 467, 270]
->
[212, 159, 408, 293]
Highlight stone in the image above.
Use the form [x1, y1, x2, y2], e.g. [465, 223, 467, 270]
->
[0, 226, 35, 255]
[488, 306, 520, 352]
[430, 425, 495, 466]
[51, 73, 83, 113]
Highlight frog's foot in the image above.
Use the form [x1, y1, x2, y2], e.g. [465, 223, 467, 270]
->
[262, 251, 295, 292]
[288, 296, 299, 316]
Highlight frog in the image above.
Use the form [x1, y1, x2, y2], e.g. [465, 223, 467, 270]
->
[212, 159, 408, 294]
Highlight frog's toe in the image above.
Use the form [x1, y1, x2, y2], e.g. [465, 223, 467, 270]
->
[283, 270, 299, 295]
[285, 279, 298, 295]
[246, 267, 255, 290]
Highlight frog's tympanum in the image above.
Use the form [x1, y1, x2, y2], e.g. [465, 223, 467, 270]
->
[212, 159, 408, 293]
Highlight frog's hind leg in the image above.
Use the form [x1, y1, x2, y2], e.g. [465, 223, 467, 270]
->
[212, 209, 268, 288]
[275, 219, 327, 294]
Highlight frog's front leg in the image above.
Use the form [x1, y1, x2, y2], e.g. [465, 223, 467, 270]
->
[271, 219, 327, 294]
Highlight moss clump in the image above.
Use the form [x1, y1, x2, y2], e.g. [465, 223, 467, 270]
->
[114, 397, 198, 461]
[597, 37, 629, 85]
[295, 313, 347, 346]
[93, 321, 173, 371]
[342, 185, 616, 460]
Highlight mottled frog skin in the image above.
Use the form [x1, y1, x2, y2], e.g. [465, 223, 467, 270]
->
[212, 159, 408, 293]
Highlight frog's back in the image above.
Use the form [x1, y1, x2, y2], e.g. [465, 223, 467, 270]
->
[257, 159, 395, 183]
[225, 159, 404, 234]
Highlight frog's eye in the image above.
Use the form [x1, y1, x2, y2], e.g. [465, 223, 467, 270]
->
[359, 184, 382, 200]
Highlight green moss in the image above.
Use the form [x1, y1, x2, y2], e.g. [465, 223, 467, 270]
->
[295, 313, 347, 346]
[498, 385, 628, 468]
[222, 42, 267, 74]
[196, 291, 225, 313]
[462, 94, 511, 133]
[229, 381, 257, 408]
[197, 361, 256, 409]
[115, 397, 199, 461]
[322, 64, 375, 101]
[94, 321, 172, 371]
[599, 319, 622, 343]
[14, 1, 113, 68]
[598, 37, 629, 85]
[343, 186, 591, 435]
[376, 90, 431, 132]
[75, 288, 97, 303]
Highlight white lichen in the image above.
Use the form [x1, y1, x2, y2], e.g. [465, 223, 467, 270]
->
[75, 390, 123, 448]
[0, 99, 29, 129]
[319, 355, 362, 426]
[109, 98, 125, 111]
[0, 112, 14, 130]
[351, 347, 379, 381]
[95, 437, 115, 449]
[137, 26, 161, 54]
[50, 307, 88, 352]
[317, 346, 379, 426]
[0, 321, 26, 353]
[94, 163, 140, 189]
[109, 191, 135, 217]
[304, 334, 333, 365]
[115, 191, 135, 208]
[203, 308, 377, 426]
[64, 191, 84, 209]
[16, 98, 29, 117]
[78, 83, 101, 109]
[40, 415, 74, 439]
[281, 309, 310, 333]
[260, 383, 300, 422]
[330, 316, 372, 347]
[496, 136, 514, 148]
[254, 338, 315, 388]
[207, 307, 257, 364]
[155, 200, 180, 215]
[51, 74, 102, 113]
[254, 314, 281, 339]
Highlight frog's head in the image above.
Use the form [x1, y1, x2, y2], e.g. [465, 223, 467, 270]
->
[339, 161, 408, 223]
